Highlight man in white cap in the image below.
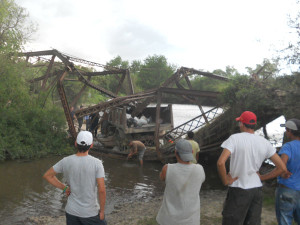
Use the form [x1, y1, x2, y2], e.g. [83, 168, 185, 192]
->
[276, 118, 300, 225]
[43, 131, 107, 225]
[156, 139, 205, 225]
[217, 111, 287, 225]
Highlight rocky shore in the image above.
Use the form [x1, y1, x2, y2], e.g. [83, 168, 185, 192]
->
[27, 188, 277, 225]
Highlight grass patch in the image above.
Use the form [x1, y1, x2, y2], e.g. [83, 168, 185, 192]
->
[262, 186, 276, 209]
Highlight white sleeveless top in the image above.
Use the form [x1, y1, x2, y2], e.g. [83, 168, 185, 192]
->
[156, 163, 205, 225]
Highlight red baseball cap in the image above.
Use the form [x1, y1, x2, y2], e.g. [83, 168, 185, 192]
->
[236, 111, 257, 125]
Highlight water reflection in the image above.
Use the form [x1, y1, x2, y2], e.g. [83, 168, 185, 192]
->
[0, 154, 223, 224]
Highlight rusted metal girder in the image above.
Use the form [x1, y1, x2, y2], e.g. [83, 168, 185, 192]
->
[175, 79, 209, 123]
[184, 76, 209, 124]
[41, 55, 56, 89]
[154, 90, 163, 161]
[130, 68, 183, 117]
[57, 69, 77, 139]
[76, 71, 117, 98]
[28, 72, 58, 83]
[181, 67, 229, 81]
[20, 50, 72, 67]
[74, 86, 220, 120]
[126, 69, 134, 95]
[22, 50, 122, 99]
[115, 73, 126, 95]
[131, 67, 228, 117]
[75, 89, 157, 118]
[159, 87, 220, 98]
[20, 49, 138, 139]
[70, 76, 92, 107]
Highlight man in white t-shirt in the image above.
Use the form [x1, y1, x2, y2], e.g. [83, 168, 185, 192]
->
[217, 111, 287, 225]
[156, 139, 205, 225]
[43, 131, 107, 225]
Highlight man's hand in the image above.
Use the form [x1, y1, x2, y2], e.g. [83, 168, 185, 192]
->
[65, 186, 71, 196]
[281, 170, 292, 179]
[100, 211, 105, 220]
[226, 173, 238, 186]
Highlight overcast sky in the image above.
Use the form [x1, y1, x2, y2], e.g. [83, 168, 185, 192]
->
[16, 0, 298, 73]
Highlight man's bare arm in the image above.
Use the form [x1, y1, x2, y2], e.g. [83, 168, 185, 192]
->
[217, 149, 238, 186]
[159, 164, 168, 181]
[279, 154, 292, 178]
[43, 167, 70, 195]
[258, 153, 287, 181]
[97, 177, 106, 220]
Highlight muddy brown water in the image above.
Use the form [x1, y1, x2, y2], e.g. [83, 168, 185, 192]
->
[0, 153, 224, 224]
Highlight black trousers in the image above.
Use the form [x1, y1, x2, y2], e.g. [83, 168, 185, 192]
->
[222, 187, 262, 225]
[66, 213, 107, 225]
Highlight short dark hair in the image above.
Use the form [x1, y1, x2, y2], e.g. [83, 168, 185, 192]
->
[243, 123, 256, 129]
[77, 144, 91, 152]
[187, 131, 194, 139]
[286, 128, 300, 137]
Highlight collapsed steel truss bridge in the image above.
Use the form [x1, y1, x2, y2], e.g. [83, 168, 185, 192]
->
[19, 49, 231, 159]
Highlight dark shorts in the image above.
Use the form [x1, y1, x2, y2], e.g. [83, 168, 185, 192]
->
[222, 186, 262, 225]
[66, 212, 107, 225]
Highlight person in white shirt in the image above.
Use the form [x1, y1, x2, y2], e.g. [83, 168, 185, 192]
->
[156, 139, 205, 225]
[217, 111, 287, 225]
[43, 131, 107, 225]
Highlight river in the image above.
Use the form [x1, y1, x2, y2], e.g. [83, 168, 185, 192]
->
[0, 104, 285, 224]
[0, 155, 223, 224]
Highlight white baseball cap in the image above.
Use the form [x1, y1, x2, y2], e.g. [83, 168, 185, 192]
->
[76, 131, 93, 146]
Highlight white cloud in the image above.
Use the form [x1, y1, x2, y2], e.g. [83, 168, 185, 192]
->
[17, 0, 298, 73]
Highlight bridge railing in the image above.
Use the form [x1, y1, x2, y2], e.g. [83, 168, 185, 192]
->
[162, 106, 225, 144]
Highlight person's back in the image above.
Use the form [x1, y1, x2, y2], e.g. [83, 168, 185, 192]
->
[156, 139, 205, 225]
[223, 132, 275, 189]
[43, 131, 107, 225]
[53, 154, 104, 217]
[277, 140, 300, 190]
[156, 163, 205, 225]
[217, 111, 286, 225]
[276, 119, 300, 225]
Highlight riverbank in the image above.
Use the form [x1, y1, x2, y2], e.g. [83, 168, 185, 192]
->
[27, 186, 277, 225]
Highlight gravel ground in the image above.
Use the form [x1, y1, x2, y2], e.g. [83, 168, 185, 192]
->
[27, 189, 277, 225]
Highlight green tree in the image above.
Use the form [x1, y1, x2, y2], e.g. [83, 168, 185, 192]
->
[136, 55, 176, 90]
[246, 59, 280, 79]
[0, 0, 36, 53]
[282, 3, 300, 65]
[0, 0, 72, 161]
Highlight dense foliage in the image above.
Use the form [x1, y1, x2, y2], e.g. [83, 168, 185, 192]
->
[0, 1, 72, 161]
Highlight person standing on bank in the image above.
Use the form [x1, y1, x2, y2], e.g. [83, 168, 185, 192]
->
[77, 105, 84, 132]
[186, 131, 200, 164]
[43, 131, 107, 225]
[217, 111, 287, 225]
[127, 140, 146, 166]
[70, 106, 77, 122]
[276, 118, 300, 225]
[156, 139, 205, 225]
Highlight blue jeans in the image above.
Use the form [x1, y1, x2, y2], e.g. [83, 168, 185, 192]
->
[276, 186, 300, 225]
[66, 212, 107, 225]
